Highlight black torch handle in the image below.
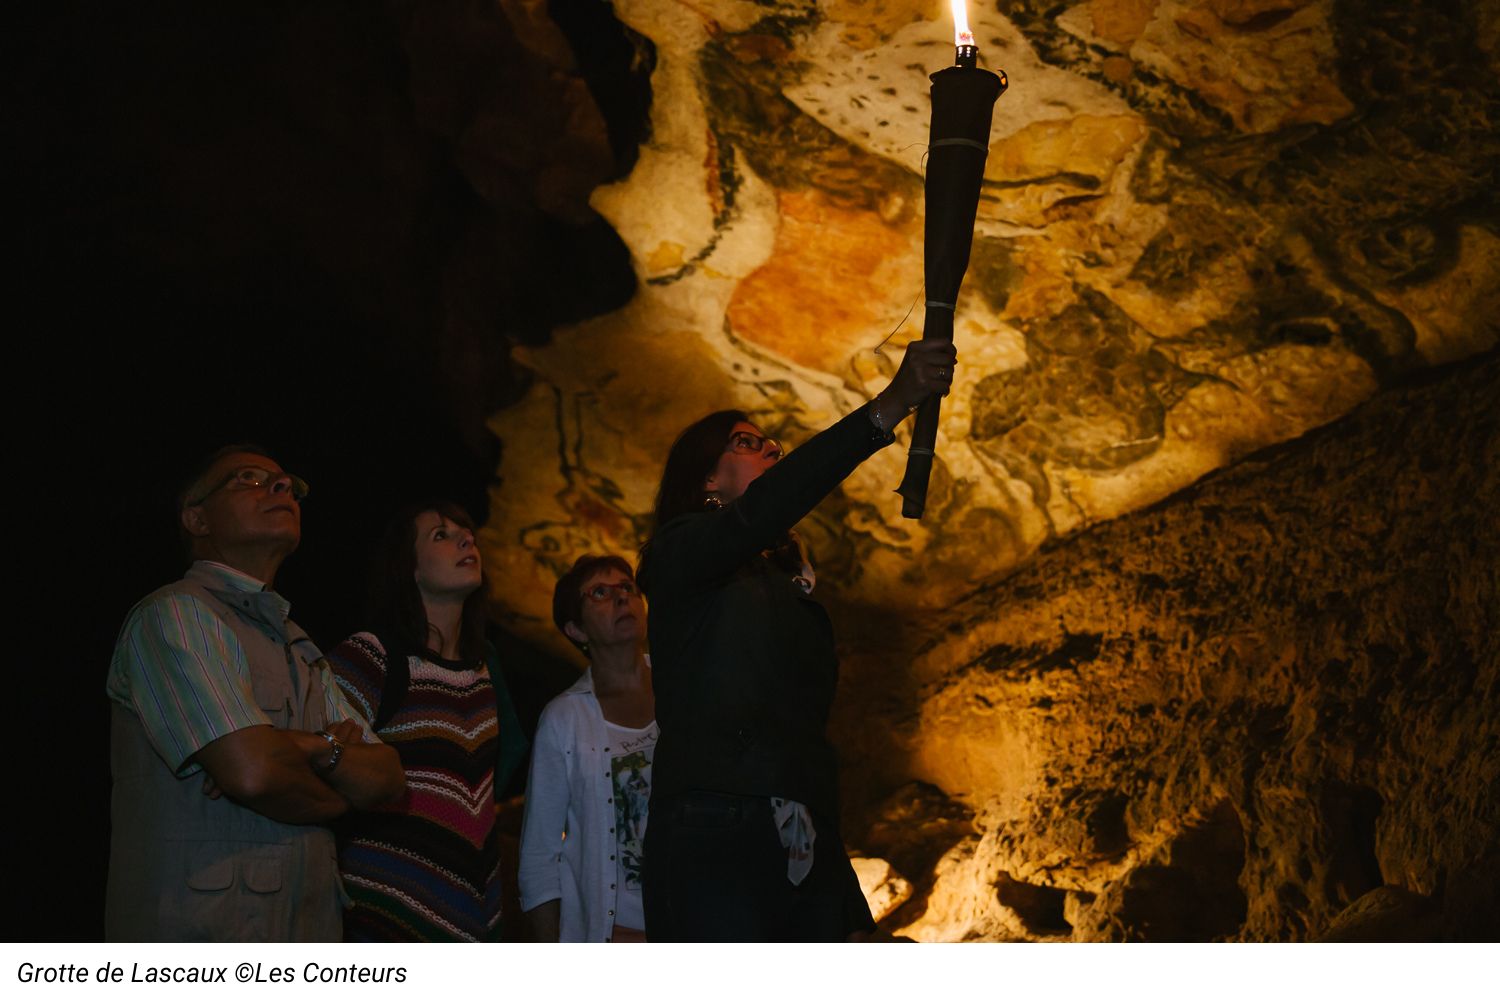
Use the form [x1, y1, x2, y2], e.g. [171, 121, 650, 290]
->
[894, 63, 1004, 520]
[897, 303, 954, 518]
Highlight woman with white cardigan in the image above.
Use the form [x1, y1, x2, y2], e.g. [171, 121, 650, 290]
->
[517, 554, 654, 942]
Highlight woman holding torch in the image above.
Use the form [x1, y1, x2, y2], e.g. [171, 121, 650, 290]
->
[638, 339, 955, 941]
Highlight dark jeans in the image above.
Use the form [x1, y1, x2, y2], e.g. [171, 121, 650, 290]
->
[642, 790, 875, 942]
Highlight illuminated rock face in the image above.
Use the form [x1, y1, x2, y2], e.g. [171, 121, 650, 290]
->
[485, 0, 1497, 628]
[860, 353, 1498, 940]
[481, 1, 1500, 938]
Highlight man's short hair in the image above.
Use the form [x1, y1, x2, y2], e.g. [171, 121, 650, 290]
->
[552, 553, 635, 652]
[175, 443, 277, 558]
[177, 443, 276, 513]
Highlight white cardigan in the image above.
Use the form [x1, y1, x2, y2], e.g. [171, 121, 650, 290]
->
[517, 670, 631, 942]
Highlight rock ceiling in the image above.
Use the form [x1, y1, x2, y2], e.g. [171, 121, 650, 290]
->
[482, 0, 1497, 642]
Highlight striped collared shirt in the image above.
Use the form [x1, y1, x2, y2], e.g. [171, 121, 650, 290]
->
[107, 560, 369, 776]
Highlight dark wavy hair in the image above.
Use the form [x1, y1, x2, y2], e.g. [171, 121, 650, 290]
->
[552, 553, 636, 654]
[649, 409, 748, 532]
[367, 500, 488, 663]
[644, 409, 801, 576]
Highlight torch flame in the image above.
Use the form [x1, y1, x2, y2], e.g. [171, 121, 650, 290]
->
[950, 0, 975, 48]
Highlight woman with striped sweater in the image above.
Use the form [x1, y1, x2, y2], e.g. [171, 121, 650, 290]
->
[328, 501, 524, 941]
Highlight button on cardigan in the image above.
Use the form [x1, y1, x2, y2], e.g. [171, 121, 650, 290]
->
[517, 669, 639, 942]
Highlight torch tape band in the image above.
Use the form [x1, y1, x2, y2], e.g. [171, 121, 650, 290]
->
[925, 300, 956, 310]
[931, 138, 989, 153]
[908, 447, 936, 457]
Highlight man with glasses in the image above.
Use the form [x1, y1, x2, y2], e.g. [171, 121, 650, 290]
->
[105, 444, 404, 941]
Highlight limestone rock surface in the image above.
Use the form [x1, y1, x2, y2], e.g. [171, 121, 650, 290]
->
[861, 353, 1497, 940]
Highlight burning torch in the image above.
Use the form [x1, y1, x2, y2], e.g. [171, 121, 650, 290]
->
[894, 0, 1007, 519]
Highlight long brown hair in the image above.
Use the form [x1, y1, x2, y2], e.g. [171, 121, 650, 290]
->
[368, 500, 488, 662]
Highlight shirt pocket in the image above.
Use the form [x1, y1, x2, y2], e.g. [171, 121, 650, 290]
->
[254, 688, 292, 729]
[163, 843, 292, 943]
[184, 856, 234, 892]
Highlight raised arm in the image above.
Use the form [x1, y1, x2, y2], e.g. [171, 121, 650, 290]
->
[643, 405, 885, 590]
[641, 339, 955, 593]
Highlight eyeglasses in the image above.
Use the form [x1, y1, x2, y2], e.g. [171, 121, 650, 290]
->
[187, 466, 310, 507]
[726, 430, 781, 457]
[582, 580, 638, 603]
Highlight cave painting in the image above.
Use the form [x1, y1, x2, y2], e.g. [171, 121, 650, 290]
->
[487, 0, 1495, 642]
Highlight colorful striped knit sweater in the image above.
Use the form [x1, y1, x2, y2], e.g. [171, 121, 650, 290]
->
[330, 632, 502, 942]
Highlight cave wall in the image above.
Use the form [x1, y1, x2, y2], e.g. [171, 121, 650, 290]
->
[482, 0, 1498, 644]
[855, 351, 1498, 941]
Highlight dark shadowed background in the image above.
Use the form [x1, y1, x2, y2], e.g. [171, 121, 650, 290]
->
[17, 0, 649, 939]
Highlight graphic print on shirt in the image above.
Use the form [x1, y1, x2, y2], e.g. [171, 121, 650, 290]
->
[610, 731, 655, 889]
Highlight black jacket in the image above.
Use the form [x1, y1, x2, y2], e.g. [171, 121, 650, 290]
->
[638, 403, 891, 820]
